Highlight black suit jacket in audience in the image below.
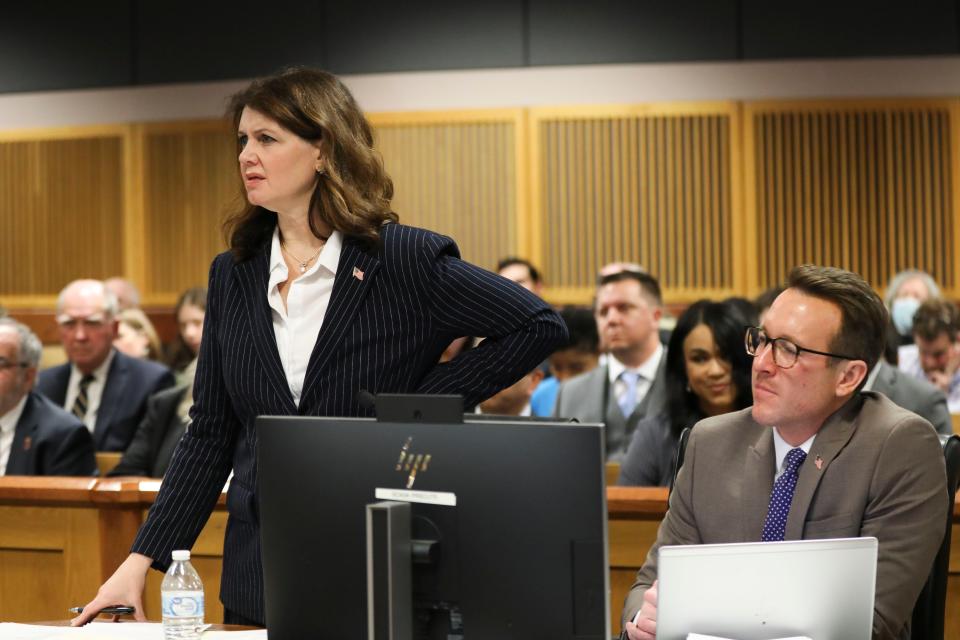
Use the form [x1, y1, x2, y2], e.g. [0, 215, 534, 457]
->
[36, 350, 176, 452]
[5, 391, 97, 476]
[108, 385, 189, 478]
[129, 223, 566, 624]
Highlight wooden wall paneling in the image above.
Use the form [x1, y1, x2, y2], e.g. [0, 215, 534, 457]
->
[567, 119, 581, 292]
[727, 104, 745, 296]
[919, 112, 931, 285]
[123, 124, 146, 293]
[741, 109, 759, 295]
[653, 116, 666, 282]
[952, 101, 960, 292]
[368, 109, 524, 272]
[664, 117, 677, 286]
[140, 119, 236, 306]
[625, 118, 639, 279]
[743, 99, 956, 295]
[710, 114, 720, 290]
[530, 111, 546, 283]
[530, 103, 740, 305]
[931, 111, 945, 282]
[0, 125, 127, 309]
[862, 112, 875, 284]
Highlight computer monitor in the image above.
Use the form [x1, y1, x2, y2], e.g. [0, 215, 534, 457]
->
[257, 413, 609, 639]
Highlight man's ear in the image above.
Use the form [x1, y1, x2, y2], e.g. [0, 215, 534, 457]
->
[835, 359, 868, 397]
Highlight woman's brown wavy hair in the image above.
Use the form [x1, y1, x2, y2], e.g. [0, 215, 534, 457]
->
[223, 67, 398, 260]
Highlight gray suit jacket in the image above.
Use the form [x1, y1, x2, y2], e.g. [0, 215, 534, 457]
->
[553, 355, 667, 460]
[872, 361, 953, 436]
[623, 392, 947, 640]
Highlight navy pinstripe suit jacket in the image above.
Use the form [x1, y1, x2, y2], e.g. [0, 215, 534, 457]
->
[130, 223, 566, 622]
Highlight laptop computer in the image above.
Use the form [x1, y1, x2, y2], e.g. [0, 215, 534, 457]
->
[656, 537, 877, 640]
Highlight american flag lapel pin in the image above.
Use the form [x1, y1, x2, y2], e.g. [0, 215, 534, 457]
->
[22, 436, 32, 451]
[814, 454, 823, 470]
[352, 266, 364, 281]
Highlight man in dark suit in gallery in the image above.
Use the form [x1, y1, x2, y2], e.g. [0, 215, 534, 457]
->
[553, 269, 667, 460]
[623, 265, 947, 640]
[0, 319, 96, 476]
[36, 279, 175, 452]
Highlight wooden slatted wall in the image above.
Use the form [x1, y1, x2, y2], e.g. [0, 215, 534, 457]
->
[530, 104, 744, 304]
[368, 110, 526, 271]
[0, 128, 126, 304]
[744, 99, 960, 296]
[140, 121, 238, 304]
[2, 100, 959, 310]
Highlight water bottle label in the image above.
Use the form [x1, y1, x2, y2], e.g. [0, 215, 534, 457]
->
[162, 591, 204, 618]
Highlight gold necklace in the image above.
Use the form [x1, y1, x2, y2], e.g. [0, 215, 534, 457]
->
[280, 242, 323, 274]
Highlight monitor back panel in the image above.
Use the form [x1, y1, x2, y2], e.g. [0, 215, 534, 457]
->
[257, 416, 608, 640]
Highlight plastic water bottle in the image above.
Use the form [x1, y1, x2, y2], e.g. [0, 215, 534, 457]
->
[161, 549, 204, 639]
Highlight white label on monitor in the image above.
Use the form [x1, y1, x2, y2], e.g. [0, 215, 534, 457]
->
[375, 487, 457, 506]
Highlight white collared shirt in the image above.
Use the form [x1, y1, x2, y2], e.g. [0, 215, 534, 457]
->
[607, 343, 665, 414]
[772, 427, 816, 481]
[267, 227, 343, 407]
[64, 349, 116, 434]
[0, 395, 28, 475]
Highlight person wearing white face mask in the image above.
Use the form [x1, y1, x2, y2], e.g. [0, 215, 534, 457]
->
[883, 269, 941, 343]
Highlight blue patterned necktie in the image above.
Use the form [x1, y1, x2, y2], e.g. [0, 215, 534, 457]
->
[761, 447, 807, 542]
[618, 371, 640, 417]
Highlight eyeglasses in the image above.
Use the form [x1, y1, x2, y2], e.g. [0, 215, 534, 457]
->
[0, 358, 28, 370]
[744, 326, 859, 369]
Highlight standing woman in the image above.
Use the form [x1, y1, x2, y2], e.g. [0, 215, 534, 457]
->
[618, 299, 753, 486]
[74, 68, 565, 626]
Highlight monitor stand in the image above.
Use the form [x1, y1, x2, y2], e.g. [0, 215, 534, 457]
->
[367, 500, 413, 640]
[366, 394, 462, 640]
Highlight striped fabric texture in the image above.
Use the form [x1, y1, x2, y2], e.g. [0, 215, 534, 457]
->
[70, 374, 94, 419]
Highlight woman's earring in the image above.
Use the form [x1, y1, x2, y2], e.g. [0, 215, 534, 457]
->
[685, 384, 691, 393]
[315, 163, 324, 174]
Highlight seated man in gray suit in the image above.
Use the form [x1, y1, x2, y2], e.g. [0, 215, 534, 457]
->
[624, 265, 947, 640]
[554, 269, 667, 460]
[36, 280, 175, 452]
[0, 319, 96, 476]
[866, 358, 953, 436]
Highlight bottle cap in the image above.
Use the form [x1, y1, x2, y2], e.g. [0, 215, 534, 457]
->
[172, 549, 191, 561]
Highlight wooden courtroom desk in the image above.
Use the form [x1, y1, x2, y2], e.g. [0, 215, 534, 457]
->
[1, 477, 957, 635]
[0, 477, 227, 624]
